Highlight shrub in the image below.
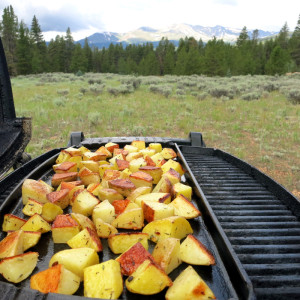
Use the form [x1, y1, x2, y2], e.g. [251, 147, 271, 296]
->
[176, 89, 186, 95]
[197, 92, 209, 101]
[241, 92, 261, 101]
[149, 85, 172, 98]
[287, 89, 300, 104]
[80, 87, 87, 94]
[53, 97, 66, 107]
[90, 84, 105, 95]
[107, 84, 134, 96]
[209, 86, 234, 99]
[57, 89, 69, 96]
[88, 111, 101, 126]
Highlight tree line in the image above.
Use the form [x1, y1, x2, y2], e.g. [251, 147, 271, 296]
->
[1, 5, 300, 77]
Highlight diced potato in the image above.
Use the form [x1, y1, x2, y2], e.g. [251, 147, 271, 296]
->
[21, 214, 51, 233]
[22, 198, 43, 216]
[86, 182, 102, 196]
[140, 148, 156, 157]
[41, 202, 63, 222]
[162, 168, 181, 185]
[112, 207, 144, 230]
[149, 143, 162, 153]
[108, 179, 136, 197]
[142, 216, 193, 243]
[121, 168, 132, 179]
[112, 199, 130, 216]
[56, 150, 71, 164]
[83, 151, 107, 162]
[21, 231, 41, 251]
[84, 259, 123, 299]
[144, 155, 156, 166]
[72, 189, 99, 216]
[52, 214, 80, 243]
[51, 172, 78, 187]
[80, 160, 99, 173]
[126, 152, 143, 162]
[180, 235, 215, 266]
[70, 212, 96, 231]
[64, 147, 82, 157]
[161, 148, 177, 159]
[151, 152, 164, 166]
[129, 171, 153, 189]
[0, 230, 23, 259]
[22, 178, 53, 205]
[98, 188, 124, 203]
[108, 232, 149, 254]
[135, 193, 171, 207]
[116, 159, 130, 171]
[99, 164, 115, 178]
[152, 177, 173, 194]
[92, 200, 115, 224]
[96, 145, 112, 158]
[31, 263, 80, 295]
[67, 227, 103, 252]
[79, 172, 100, 186]
[0, 251, 38, 283]
[113, 148, 129, 158]
[131, 140, 146, 150]
[169, 194, 201, 219]
[94, 218, 118, 238]
[68, 155, 82, 168]
[116, 242, 154, 276]
[69, 186, 85, 205]
[109, 153, 124, 166]
[173, 182, 192, 200]
[102, 169, 122, 181]
[165, 265, 216, 300]
[139, 166, 162, 184]
[127, 186, 152, 202]
[152, 237, 181, 274]
[49, 248, 99, 281]
[78, 146, 89, 154]
[2, 214, 26, 232]
[129, 157, 147, 173]
[105, 142, 119, 153]
[125, 259, 172, 295]
[47, 189, 70, 209]
[124, 144, 138, 153]
[53, 161, 77, 173]
[142, 200, 174, 222]
[161, 159, 185, 176]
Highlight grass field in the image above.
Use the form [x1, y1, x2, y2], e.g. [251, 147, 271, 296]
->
[11, 72, 300, 198]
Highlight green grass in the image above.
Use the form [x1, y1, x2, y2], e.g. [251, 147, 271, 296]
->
[11, 73, 300, 198]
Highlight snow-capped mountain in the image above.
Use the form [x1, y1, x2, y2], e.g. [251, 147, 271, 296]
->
[76, 23, 278, 48]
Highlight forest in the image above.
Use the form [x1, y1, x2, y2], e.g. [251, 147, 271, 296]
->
[1, 5, 300, 77]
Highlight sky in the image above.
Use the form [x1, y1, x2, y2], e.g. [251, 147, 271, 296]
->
[1, 0, 299, 41]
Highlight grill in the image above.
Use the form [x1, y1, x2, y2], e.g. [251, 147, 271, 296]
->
[179, 146, 300, 299]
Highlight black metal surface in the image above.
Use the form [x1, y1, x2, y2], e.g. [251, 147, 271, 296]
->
[180, 146, 300, 299]
[0, 140, 249, 300]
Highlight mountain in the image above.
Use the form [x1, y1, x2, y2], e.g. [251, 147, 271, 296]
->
[76, 23, 278, 48]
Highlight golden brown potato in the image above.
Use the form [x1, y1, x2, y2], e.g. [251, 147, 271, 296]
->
[135, 192, 171, 207]
[21, 214, 51, 233]
[0, 230, 23, 259]
[98, 188, 124, 203]
[126, 186, 152, 202]
[51, 172, 78, 187]
[173, 182, 192, 200]
[161, 148, 177, 159]
[92, 200, 116, 224]
[129, 171, 153, 189]
[112, 207, 144, 230]
[41, 203, 63, 222]
[142, 200, 174, 222]
[2, 214, 26, 232]
[46, 189, 70, 209]
[53, 161, 77, 173]
[161, 159, 185, 176]
[169, 194, 201, 219]
[108, 178, 136, 197]
[72, 189, 99, 216]
[93, 217, 118, 238]
[138, 166, 162, 184]
[22, 199, 43, 217]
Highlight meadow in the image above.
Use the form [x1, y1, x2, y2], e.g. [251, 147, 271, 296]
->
[11, 72, 300, 198]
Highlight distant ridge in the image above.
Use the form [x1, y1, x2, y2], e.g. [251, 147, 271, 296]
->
[76, 23, 278, 48]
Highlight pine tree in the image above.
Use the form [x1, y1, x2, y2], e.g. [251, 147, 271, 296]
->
[277, 22, 290, 49]
[0, 5, 18, 75]
[70, 43, 87, 73]
[65, 27, 74, 72]
[265, 45, 290, 75]
[83, 38, 93, 72]
[289, 14, 300, 69]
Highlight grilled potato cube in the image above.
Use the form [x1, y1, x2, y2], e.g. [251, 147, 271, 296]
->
[2, 214, 26, 232]
[41, 203, 63, 222]
[21, 231, 41, 251]
[84, 259, 123, 299]
[108, 232, 149, 254]
[21, 214, 51, 233]
[83, 151, 107, 162]
[49, 247, 99, 281]
[96, 145, 113, 158]
[64, 147, 82, 157]
[152, 176, 173, 194]
[152, 237, 182, 274]
[125, 259, 172, 295]
[116, 159, 130, 171]
[112, 207, 144, 230]
[80, 160, 99, 173]
[78, 146, 89, 154]
[127, 186, 152, 202]
[142, 216, 193, 243]
[173, 182, 192, 200]
[67, 227, 103, 252]
[121, 168, 132, 179]
[140, 148, 156, 157]
[109, 153, 124, 166]
[116, 242, 154, 276]
[105, 142, 119, 153]
[161, 148, 177, 159]
[112, 200, 139, 216]
[22, 199, 43, 216]
[113, 148, 128, 158]
[80, 172, 100, 186]
[165, 265, 216, 300]
[56, 150, 71, 164]
[86, 182, 102, 196]
[22, 178, 53, 204]
[129, 171, 153, 189]
[149, 143, 162, 153]
[47, 189, 69, 209]
[108, 178, 136, 197]
[124, 144, 138, 153]
[162, 168, 181, 185]
[142, 200, 174, 222]
[139, 166, 162, 184]
[52, 214, 80, 243]
[126, 151, 143, 162]
[31, 263, 80, 295]
[94, 218, 118, 238]
[98, 188, 124, 203]
[51, 172, 78, 187]
[135, 192, 171, 207]
[180, 235, 215, 266]
[129, 157, 147, 173]
[161, 159, 185, 176]
[169, 194, 200, 219]
[92, 200, 116, 224]
[53, 161, 77, 173]
[103, 169, 122, 181]
[99, 164, 115, 178]
[131, 140, 146, 150]
[0, 230, 23, 259]
[0, 251, 38, 283]
[70, 212, 96, 231]
[72, 189, 99, 216]
[151, 152, 164, 166]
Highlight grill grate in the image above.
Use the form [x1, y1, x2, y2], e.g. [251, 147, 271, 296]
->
[181, 148, 300, 299]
